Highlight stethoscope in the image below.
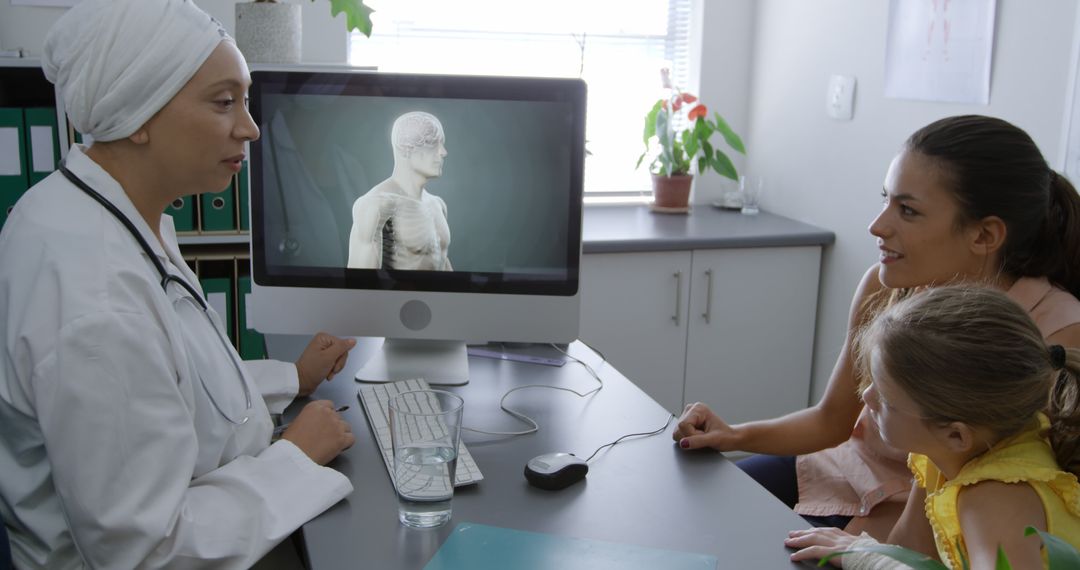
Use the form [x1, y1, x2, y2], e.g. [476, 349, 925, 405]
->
[59, 164, 253, 425]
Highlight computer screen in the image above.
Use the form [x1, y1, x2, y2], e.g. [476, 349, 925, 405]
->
[247, 69, 586, 383]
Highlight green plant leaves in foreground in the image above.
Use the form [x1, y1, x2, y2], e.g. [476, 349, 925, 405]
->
[817, 526, 1080, 569]
[1026, 526, 1080, 569]
[819, 544, 947, 569]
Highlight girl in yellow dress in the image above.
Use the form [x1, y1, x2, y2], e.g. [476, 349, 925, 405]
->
[786, 286, 1080, 569]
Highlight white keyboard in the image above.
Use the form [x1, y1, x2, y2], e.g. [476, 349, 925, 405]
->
[357, 378, 483, 487]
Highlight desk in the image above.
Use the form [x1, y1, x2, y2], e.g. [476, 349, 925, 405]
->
[269, 336, 816, 569]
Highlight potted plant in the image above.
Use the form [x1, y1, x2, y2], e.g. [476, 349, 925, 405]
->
[636, 84, 745, 211]
[236, 0, 375, 64]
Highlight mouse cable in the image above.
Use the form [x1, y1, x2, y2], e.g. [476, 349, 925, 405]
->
[583, 413, 675, 463]
[461, 342, 606, 437]
[550, 342, 604, 389]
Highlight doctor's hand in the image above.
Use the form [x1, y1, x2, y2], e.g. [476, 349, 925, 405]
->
[673, 402, 741, 451]
[281, 400, 355, 465]
[295, 333, 356, 397]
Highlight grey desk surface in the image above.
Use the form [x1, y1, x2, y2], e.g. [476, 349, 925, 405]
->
[271, 336, 816, 569]
[582, 205, 835, 254]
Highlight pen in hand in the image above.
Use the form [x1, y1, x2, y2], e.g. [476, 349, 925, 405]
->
[272, 405, 349, 438]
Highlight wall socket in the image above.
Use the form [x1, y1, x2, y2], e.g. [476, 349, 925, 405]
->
[827, 75, 856, 121]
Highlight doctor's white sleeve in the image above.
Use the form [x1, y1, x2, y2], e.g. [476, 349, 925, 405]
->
[243, 359, 299, 414]
[34, 310, 352, 569]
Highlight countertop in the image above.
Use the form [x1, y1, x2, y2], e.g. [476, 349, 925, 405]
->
[582, 205, 835, 254]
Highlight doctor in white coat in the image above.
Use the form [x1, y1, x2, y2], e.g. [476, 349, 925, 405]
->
[0, 0, 357, 567]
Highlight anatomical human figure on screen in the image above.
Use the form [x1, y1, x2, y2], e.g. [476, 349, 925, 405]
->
[347, 111, 452, 270]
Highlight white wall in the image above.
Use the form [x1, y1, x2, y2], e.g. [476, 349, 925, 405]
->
[738, 0, 1078, 401]
[691, 0, 756, 204]
[0, 0, 348, 63]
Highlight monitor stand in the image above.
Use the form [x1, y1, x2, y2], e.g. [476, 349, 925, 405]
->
[354, 338, 469, 386]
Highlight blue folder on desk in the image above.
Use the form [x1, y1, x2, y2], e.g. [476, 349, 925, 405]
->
[424, 523, 718, 570]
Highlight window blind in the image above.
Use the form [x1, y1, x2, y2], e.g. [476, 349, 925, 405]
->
[349, 0, 693, 200]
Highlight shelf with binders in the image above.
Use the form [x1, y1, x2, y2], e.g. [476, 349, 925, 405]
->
[0, 60, 62, 232]
[172, 159, 254, 244]
[183, 251, 268, 360]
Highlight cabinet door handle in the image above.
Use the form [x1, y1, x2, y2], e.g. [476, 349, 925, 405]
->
[702, 269, 714, 324]
[672, 271, 682, 326]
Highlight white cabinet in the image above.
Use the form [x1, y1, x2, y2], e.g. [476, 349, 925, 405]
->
[682, 247, 820, 423]
[580, 246, 821, 421]
[579, 251, 693, 412]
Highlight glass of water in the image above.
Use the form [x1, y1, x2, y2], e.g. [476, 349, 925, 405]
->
[389, 389, 464, 528]
[740, 175, 763, 215]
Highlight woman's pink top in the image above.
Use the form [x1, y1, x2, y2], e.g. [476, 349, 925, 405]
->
[794, 277, 1080, 518]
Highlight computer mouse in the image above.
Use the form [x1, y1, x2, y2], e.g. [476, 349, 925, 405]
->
[524, 452, 588, 490]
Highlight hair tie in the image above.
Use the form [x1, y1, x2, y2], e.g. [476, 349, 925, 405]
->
[1050, 344, 1067, 370]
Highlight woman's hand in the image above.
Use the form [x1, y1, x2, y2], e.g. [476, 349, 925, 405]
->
[281, 400, 355, 465]
[673, 402, 741, 451]
[295, 333, 356, 397]
[785, 527, 861, 567]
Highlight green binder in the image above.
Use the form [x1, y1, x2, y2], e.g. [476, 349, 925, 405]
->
[200, 180, 236, 231]
[166, 195, 196, 232]
[238, 160, 250, 231]
[200, 277, 235, 344]
[237, 276, 267, 359]
[0, 108, 29, 230]
[23, 107, 59, 186]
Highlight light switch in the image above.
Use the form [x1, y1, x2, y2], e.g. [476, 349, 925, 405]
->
[827, 74, 856, 121]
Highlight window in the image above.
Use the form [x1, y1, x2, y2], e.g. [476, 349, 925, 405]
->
[349, 0, 693, 201]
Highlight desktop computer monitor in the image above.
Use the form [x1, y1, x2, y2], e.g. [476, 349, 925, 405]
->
[247, 69, 586, 384]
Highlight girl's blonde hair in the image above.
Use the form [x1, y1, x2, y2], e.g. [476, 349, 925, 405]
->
[854, 286, 1080, 475]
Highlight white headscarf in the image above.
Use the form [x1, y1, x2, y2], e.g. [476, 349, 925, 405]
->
[42, 0, 232, 142]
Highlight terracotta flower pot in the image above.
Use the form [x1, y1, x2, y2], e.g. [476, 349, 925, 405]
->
[651, 174, 693, 208]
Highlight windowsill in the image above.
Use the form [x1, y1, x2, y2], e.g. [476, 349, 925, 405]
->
[583, 195, 651, 206]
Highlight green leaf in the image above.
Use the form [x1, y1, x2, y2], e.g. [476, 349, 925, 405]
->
[672, 139, 689, 174]
[710, 151, 738, 181]
[659, 148, 675, 176]
[683, 128, 698, 160]
[994, 546, 1011, 570]
[713, 112, 746, 154]
[642, 99, 663, 146]
[657, 153, 672, 177]
[656, 108, 691, 175]
[328, 0, 375, 37]
[820, 545, 948, 569]
[1025, 526, 1080, 569]
[655, 108, 670, 147]
[694, 117, 713, 141]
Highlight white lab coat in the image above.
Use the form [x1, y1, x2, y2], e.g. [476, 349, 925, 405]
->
[0, 145, 353, 569]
